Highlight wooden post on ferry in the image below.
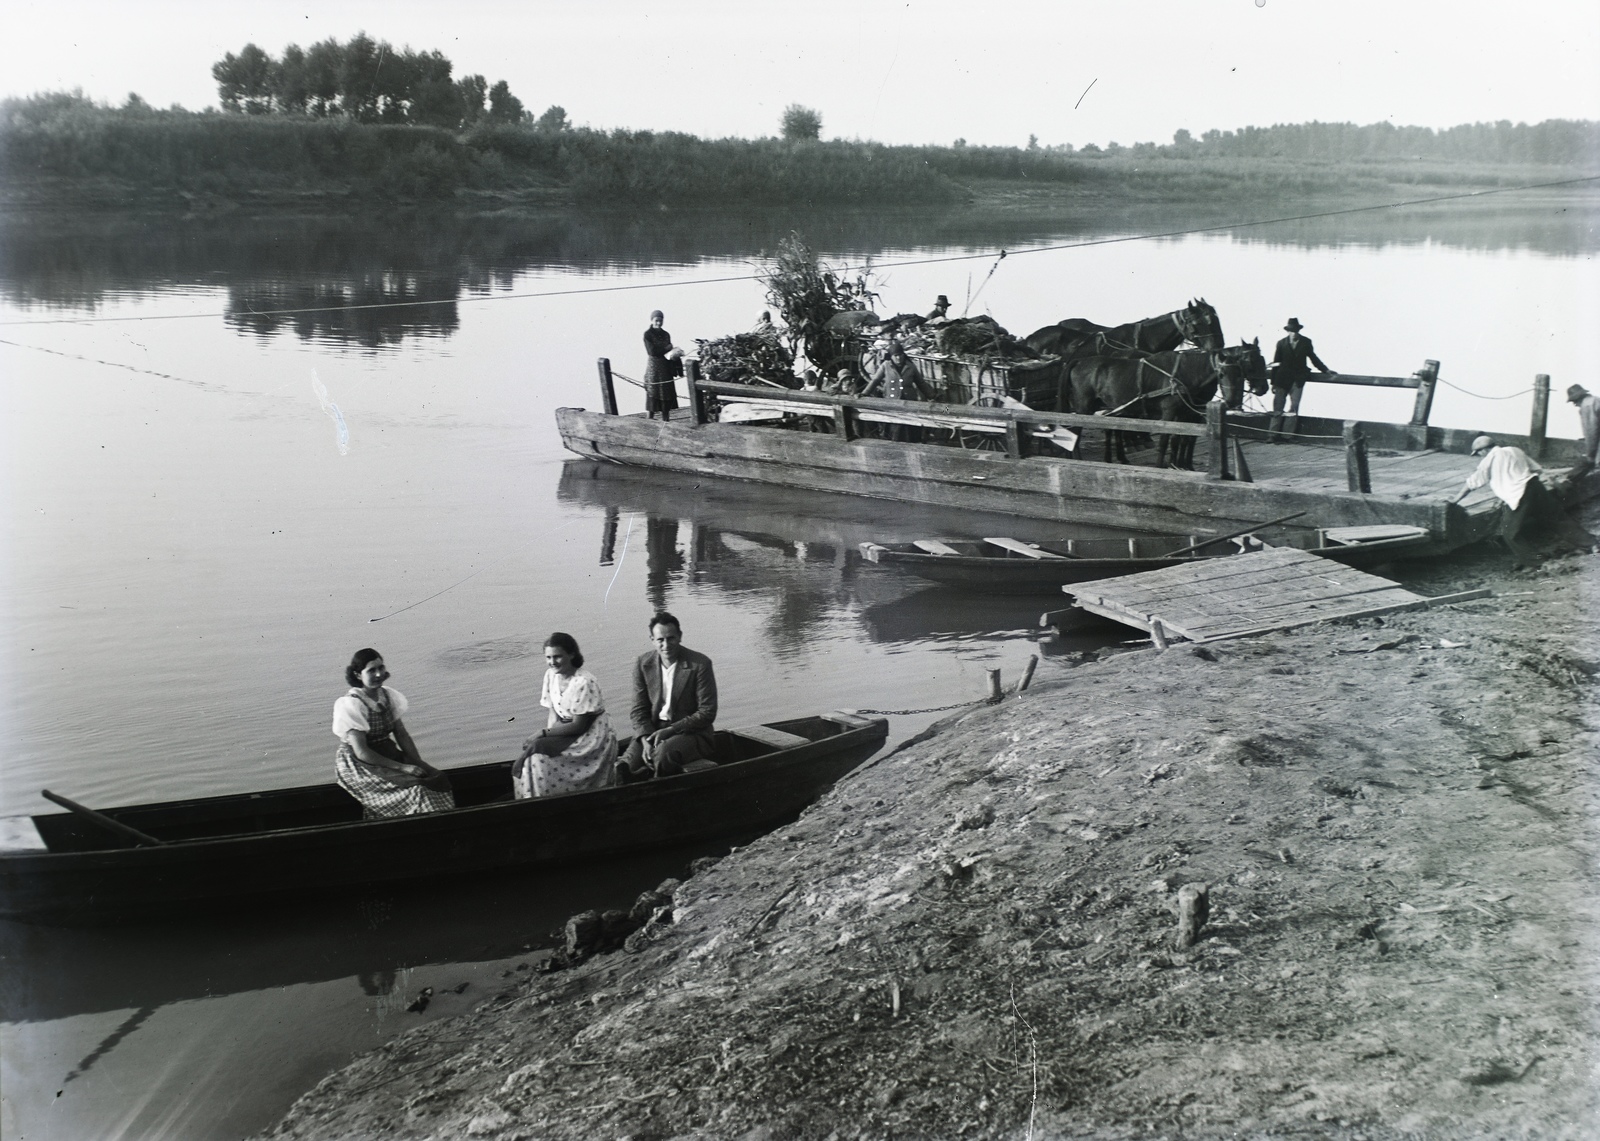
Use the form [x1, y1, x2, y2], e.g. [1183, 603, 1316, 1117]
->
[1529, 374, 1551, 460]
[686, 360, 707, 425]
[1344, 420, 1372, 493]
[834, 403, 856, 441]
[597, 358, 618, 416]
[1410, 360, 1439, 426]
[1205, 400, 1230, 481]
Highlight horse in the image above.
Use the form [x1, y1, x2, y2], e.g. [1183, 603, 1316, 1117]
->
[1023, 298, 1225, 367]
[1065, 339, 1265, 469]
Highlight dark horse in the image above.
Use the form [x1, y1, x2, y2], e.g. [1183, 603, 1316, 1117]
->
[1024, 298, 1225, 369]
[1065, 339, 1266, 469]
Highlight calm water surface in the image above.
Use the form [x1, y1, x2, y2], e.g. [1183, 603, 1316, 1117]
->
[1, 197, 1596, 1139]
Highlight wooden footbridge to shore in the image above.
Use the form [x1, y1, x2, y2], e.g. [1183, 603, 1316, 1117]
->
[557, 357, 1585, 558]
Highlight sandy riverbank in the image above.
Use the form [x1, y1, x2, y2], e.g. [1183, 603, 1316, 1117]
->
[264, 508, 1600, 1141]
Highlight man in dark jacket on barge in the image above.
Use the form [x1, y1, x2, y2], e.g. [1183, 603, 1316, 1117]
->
[1269, 317, 1333, 440]
[619, 611, 718, 781]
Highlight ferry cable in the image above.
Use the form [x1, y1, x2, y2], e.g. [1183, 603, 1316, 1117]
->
[2, 172, 1595, 331]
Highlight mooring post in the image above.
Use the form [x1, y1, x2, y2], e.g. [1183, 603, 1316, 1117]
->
[597, 358, 618, 416]
[1530, 374, 1551, 460]
[985, 668, 1003, 703]
[683, 360, 705, 425]
[1149, 619, 1170, 651]
[1205, 400, 1229, 481]
[1410, 360, 1440, 426]
[1343, 420, 1372, 493]
[1016, 654, 1038, 695]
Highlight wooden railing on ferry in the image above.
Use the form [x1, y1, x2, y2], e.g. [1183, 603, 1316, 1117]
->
[690, 378, 1242, 481]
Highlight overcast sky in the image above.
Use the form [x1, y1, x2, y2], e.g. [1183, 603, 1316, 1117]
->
[3, 1, 1598, 149]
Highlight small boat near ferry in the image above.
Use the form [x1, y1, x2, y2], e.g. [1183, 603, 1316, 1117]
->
[0, 712, 886, 922]
[860, 523, 1434, 593]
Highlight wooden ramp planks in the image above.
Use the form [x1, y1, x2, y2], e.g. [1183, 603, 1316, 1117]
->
[1064, 546, 1486, 643]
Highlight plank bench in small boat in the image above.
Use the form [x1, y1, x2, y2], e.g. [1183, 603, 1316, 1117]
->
[859, 526, 1434, 593]
[0, 712, 886, 922]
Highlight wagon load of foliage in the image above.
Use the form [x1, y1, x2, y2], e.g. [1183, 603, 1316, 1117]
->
[931, 316, 1034, 360]
[759, 233, 878, 367]
[693, 332, 794, 387]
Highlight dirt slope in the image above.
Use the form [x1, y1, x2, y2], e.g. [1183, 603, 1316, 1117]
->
[266, 540, 1600, 1141]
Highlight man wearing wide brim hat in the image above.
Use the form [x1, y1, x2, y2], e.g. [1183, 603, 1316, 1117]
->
[1455, 434, 1597, 564]
[1566, 383, 1600, 473]
[926, 294, 951, 322]
[1268, 318, 1333, 441]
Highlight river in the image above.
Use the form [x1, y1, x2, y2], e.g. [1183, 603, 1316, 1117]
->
[1, 192, 1596, 1139]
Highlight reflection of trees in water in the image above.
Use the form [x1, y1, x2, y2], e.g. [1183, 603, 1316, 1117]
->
[224, 275, 459, 347]
[6, 197, 1593, 331]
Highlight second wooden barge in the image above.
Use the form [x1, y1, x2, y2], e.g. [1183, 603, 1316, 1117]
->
[556, 360, 1585, 557]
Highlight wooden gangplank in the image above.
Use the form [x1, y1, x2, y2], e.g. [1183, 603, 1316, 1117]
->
[1063, 546, 1488, 644]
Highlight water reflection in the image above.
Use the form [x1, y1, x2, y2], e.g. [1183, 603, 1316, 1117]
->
[223, 276, 460, 347]
[4, 197, 1594, 338]
[556, 459, 1130, 659]
[0, 842, 715, 1025]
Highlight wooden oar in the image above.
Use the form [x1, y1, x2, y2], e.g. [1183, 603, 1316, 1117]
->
[41, 789, 165, 847]
[1164, 511, 1309, 559]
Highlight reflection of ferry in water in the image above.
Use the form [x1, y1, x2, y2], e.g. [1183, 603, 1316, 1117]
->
[556, 460, 1146, 647]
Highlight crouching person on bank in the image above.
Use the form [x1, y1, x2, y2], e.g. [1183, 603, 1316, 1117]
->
[619, 611, 718, 782]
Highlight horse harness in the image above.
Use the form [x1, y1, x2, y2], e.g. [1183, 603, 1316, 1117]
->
[1100, 352, 1226, 419]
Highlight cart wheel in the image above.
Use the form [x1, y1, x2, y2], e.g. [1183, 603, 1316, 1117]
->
[957, 430, 1005, 451]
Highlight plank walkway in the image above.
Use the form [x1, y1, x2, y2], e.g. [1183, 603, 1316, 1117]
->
[1064, 546, 1488, 643]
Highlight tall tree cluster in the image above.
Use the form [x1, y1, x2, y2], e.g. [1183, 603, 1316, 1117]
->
[211, 34, 528, 129]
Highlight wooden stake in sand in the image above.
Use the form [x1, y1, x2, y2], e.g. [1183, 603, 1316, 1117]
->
[1175, 882, 1210, 948]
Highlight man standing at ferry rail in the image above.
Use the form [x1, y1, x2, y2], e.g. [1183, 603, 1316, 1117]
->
[1268, 317, 1333, 441]
[619, 611, 718, 782]
[1566, 384, 1600, 474]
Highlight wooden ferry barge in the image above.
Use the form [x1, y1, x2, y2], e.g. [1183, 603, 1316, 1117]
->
[556, 360, 1585, 557]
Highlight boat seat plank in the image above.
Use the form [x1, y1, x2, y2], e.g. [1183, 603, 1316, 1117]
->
[732, 725, 813, 751]
[913, 539, 963, 556]
[983, 537, 1070, 560]
[1322, 524, 1429, 544]
[0, 815, 49, 852]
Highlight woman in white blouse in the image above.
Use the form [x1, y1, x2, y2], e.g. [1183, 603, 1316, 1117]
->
[332, 648, 454, 818]
[514, 633, 618, 798]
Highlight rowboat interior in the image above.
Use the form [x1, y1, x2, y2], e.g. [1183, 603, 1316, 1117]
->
[15, 716, 859, 855]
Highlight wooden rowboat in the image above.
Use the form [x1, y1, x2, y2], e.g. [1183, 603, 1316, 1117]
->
[0, 712, 886, 922]
[859, 524, 1434, 594]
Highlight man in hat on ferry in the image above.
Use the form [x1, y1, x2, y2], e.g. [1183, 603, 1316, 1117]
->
[1268, 317, 1333, 441]
[1566, 383, 1600, 473]
[926, 294, 951, 323]
[1454, 434, 1597, 565]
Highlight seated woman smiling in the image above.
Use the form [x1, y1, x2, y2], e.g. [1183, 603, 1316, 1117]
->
[332, 648, 454, 818]
[513, 632, 618, 798]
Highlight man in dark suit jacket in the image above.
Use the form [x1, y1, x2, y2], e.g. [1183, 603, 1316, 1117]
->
[1269, 317, 1333, 439]
[619, 611, 718, 780]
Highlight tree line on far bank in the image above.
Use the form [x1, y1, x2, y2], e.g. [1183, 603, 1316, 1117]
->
[210, 34, 570, 134]
[2, 85, 1595, 209]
